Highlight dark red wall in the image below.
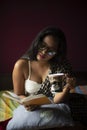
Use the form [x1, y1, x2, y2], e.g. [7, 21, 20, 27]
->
[0, 0, 87, 73]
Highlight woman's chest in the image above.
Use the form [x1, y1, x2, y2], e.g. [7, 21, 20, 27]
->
[32, 65, 50, 83]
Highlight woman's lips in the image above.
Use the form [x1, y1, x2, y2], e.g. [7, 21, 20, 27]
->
[39, 53, 46, 59]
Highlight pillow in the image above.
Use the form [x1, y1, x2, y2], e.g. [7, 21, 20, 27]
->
[0, 90, 19, 122]
[6, 103, 74, 130]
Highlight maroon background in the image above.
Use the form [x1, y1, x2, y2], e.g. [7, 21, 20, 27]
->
[0, 0, 87, 73]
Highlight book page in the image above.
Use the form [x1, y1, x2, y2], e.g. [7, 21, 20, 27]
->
[22, 95, 52, 105]
[3, 91, 21, 103]
[3, 91, 52, 105]
[5, 91, 20, 99]
[22, 94, 46, 102]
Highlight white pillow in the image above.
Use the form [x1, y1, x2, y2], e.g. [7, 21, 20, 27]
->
[6, 103, 74, 130]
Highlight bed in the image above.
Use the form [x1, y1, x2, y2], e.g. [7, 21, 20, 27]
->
[0, 72, 87, 130]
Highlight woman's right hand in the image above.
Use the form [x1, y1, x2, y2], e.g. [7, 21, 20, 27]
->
[23, 104, 39, 111]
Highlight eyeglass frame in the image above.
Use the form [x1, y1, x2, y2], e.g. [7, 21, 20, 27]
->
[38, 42, 57, 56]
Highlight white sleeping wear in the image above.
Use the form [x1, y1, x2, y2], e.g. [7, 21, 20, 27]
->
[25, 61, 41, 95]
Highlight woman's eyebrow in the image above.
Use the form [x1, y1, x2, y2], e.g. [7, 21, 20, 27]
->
[42, 41, 54, 49]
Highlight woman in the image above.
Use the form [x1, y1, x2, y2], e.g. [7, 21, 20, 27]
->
[6, 27, 76, 130]
[12, 26, 75, 110]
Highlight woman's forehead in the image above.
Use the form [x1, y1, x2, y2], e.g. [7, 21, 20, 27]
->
[42, 35, 58, 49]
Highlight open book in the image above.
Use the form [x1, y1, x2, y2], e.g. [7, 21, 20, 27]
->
[3, 91, 52, 105]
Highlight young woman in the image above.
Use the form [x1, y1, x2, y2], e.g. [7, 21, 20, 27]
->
[6, 27, 76, 130]
[12, 27, 75, 110]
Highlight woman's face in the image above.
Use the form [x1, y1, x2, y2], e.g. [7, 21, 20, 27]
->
[37, 35, 58, 62]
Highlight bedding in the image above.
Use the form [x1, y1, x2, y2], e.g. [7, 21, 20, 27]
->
[6, 104, 74, 130]
[70, 85, 87, 95]
[0, 85, 87, 122]
[0, 85, 87, 130]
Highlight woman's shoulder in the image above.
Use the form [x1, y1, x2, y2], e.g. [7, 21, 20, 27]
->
[13, 59, 29, 71]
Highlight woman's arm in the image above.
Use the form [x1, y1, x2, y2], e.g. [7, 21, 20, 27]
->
[12, 59, 38, 111]
[53, 76, 76, 103]
[12, 59, 28, 98]
[53, 85, 70, 103]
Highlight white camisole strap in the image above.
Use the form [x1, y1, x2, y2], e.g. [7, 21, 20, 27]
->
[28, 60, 31, 79]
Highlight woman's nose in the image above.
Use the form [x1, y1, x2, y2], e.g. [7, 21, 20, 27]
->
[41, 49, 48, 54]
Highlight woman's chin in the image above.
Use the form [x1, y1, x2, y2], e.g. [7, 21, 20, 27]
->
[37, 55, 46, 62]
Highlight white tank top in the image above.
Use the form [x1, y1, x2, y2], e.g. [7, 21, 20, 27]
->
[25, 61, 41, 95]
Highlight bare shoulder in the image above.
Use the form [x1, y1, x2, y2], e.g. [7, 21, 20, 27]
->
[14, 59, 28, 68]
[13, 59, 29, 74]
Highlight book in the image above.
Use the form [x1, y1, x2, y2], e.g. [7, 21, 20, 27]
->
[3, 91, 52, 105]
[48, 73, 64, 78]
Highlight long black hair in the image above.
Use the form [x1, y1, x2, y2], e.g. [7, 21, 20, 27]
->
[22, 26, 67, 64]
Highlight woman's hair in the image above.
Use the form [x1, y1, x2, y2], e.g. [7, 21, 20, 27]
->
[22, 26, 67, 64]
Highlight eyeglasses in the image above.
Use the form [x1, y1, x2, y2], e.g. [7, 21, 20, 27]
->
[38, 42, 57, 56]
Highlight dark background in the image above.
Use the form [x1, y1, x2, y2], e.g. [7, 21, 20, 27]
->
[0, 0, 87, 74]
